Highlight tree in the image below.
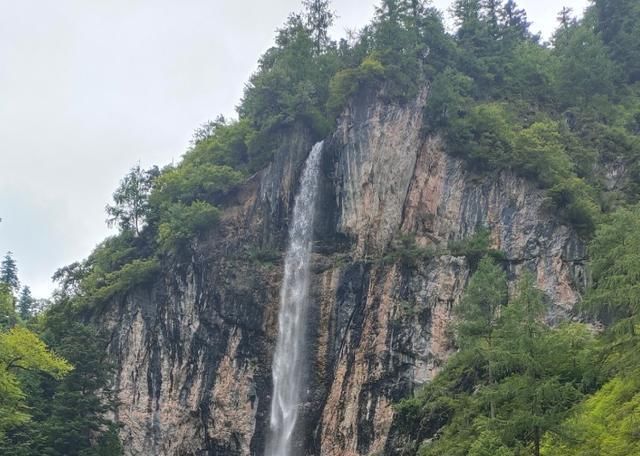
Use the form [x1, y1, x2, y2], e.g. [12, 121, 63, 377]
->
[491, 276, 585, 456]
[16, 286, 33, 321]
[0, 252, 19, 295]
[455, 256, 508, 419]
[593, 0, 640, 83]
[557, 6, 574, 30]
[32, 309, 122, 455]
[303, 0, 335, 54]
[500, 0, 530, 39]
[105, 164, 159, 236]
[452, 0, 482, 29]
[0, 285, 16, 330]
[0, 300, 122, 455]
[554, 24, 618, 106]
[0, 327, 72, 440]
[585, 205, 640, 324]
[482, 0, 502, 37]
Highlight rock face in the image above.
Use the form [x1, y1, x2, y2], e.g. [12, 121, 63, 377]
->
[97, 91, 587, 455]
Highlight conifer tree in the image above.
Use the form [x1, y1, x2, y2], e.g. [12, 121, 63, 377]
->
[0, 252, 19, 294]
[17, 286, 34, 321]
[303, 0, 335, 54]
[455, 256, 508, 419]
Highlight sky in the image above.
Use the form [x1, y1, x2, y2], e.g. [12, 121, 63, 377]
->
[0, 0, 590, 298]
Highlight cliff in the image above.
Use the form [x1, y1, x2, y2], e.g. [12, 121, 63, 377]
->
[97, 90, 587, 455]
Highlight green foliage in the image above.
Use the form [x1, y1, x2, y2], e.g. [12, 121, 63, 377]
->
[158, 201, 220, 253]
[87, 258, 160, 304]
[448, 102, 516, 170]
[398, 271, 596, 456]
[186, 117, 256, 171]
[454, 257, 507, 351]
[545, 177, 599, 236]
[152, 163, 243, 207]
[584, 205, 640, 323]
[553, 24, 619, 107]
[52, 233, 159, 307]
[593, 0, 640, 84]
[0, 285, 17, 330]
[542, 373, 640, 456]
[238, 11, 340, 141]
[0, 300, 123, 455]
[105, 165, 159, 235]
[382, 234, 437, 267]
[512, 120, 573, 186]
[448, 228, 504, 268]
[16, 287, 33, 321]
[327, 57, 386, 115]
[423, 67, 473, 132]
[0, 253, 19, 295]
[502, 41, 558, 104]
[11, 1, 640, 453]
[0, 327, 72, 439]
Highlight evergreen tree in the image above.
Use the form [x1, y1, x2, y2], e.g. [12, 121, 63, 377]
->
[557, 6, 574, 30]
[0, 252, 19, 294]
[105, 164, 159, 236]
[0, 284, 16, 330]
[593, 0, 640, 83]
[303, 0, 335, 54]
[585, 205, 640, 329]
[0, 327, 72, 441]
[452, 0, 483, 32]
[455, 257, 508, 419]
[0, 299, 122, 455]
[553, 24, 618, 106]
[491, 275, 583, 456]
[16, 286, 33, 321]
[482, 0, 502, 38]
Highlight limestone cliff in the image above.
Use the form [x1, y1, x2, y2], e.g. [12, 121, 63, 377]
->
[96, 89, 586, 455]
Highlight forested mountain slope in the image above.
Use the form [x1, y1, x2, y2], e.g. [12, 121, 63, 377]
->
[1, 0, 640, 455]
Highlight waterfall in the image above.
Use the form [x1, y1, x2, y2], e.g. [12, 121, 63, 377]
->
[267, 141, 323, 456]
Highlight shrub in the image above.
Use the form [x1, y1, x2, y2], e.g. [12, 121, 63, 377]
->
[158, 201, 221, 253]
[545, 177, 599, 236]
[152, 163, 243, 207]
[89, 258, 160, 303]
[327, 57, 386, 116]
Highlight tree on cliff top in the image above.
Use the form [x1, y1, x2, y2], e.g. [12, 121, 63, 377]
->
[0, 252, 19, 295]
[105, 164, 159, 236]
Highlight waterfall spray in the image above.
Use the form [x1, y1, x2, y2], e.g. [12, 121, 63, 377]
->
[267, 141, 323, 456]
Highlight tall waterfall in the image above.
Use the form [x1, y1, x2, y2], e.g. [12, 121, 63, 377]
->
[267, 141, 323, 456]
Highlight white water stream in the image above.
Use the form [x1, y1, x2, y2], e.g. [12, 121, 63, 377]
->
[267, 141, 324, 456]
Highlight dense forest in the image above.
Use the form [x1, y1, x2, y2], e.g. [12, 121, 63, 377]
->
[1, 0, 640, 454]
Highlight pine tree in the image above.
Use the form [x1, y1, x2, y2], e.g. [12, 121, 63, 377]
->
[17, 286, 34, 321]
[0, 252, 19, 294]
[303, 0, 335, 54]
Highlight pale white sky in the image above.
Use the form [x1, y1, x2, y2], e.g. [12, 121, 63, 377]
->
[0, 0, 590, 298]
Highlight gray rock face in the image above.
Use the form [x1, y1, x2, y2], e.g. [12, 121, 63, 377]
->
[97, 91, 587, 455]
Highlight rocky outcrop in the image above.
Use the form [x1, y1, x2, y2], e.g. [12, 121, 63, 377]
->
[97, 90, 587, 455]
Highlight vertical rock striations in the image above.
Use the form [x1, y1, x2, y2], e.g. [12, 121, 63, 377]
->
[97, 92, 587, 455]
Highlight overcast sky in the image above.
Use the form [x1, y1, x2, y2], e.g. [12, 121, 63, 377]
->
[0, 0, 590, 298]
